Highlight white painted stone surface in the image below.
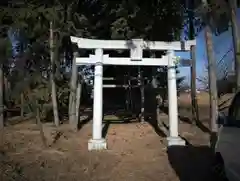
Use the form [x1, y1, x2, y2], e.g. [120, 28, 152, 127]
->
[167, 136, 186, 146]
[167, 50, 185, 146]
[70, 37, 196, 150]
[70, 36, 196, 51]
[88, 138, 107, 151]
[90, 49, 106, 150]
[76, 56, 169, 66]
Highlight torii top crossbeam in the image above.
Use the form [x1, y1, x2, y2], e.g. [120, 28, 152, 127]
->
[70, 36, 196, 51]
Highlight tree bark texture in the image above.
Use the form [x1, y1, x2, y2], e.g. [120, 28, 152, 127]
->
[205, 26, 218, 133]
[50, 21, 60, 127]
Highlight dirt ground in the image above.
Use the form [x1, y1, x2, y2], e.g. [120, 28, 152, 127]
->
[1, 121, 213, 181]
[1, 93, 232, 181]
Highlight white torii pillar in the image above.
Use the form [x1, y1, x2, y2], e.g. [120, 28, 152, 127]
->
[167, 50, 185, 146]
[88, 48, 107, 150]
[70, 36, 196, 150]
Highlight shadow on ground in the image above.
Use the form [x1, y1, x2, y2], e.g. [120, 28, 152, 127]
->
[102, 107, 168, 138]
[77, 108, 93, 130]
[167, 144, 219, 181]
[179, 115, 211, 134]
[102, 110, 139, 138]
[159, 105, 211, 134]
[145, 114, 167, 137]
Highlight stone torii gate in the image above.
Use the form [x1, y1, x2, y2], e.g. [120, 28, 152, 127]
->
[70, 37, 196, 151]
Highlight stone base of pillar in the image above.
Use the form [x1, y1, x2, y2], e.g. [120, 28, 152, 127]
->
[88, 138, 107, 151]
[167, 136, 186, 146]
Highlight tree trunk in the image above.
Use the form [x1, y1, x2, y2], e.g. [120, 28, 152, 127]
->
[54, 44, 61, 79]
[24, 93, 33, 113]
[190, 45, 199, 124]
[205, 26, 218, 134]
[229, 0, 240, 91]
[50, 21, 60, 127]
[138, 67, 145, 122]
[76, 76, 82, 125]
[4, 76, 9, 106]
[20, 93, 24, 117]
[0, 62, 4, 149]
[69, 52, 78, 131]
[68, 91, 72, 117]
[36, 102, 47, 148]
[140, 81, 145, 122]
[128, 78, 133, 111]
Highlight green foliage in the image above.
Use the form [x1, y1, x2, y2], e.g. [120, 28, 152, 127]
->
[78, 0, 184, 41]
[0, 38, 12, 62]
[9, 57, 70, 119]
[0, 0, 188, 119]
[55, 74, 71, 108]
[192, 0, 230, 36]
